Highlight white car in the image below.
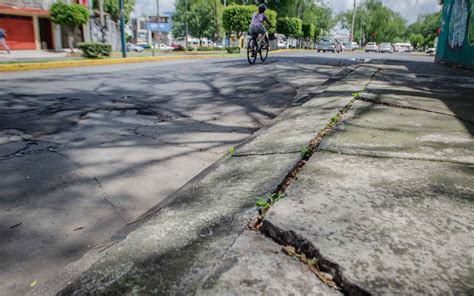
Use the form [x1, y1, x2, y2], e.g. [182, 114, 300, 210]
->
[378, 43, 394, 53]
[154, 43, 174, 51]
[352, 42, 360, 50]
[127, 43, 145, 52]
[277, 40, 287, 49]
[365, 42, 379, 52]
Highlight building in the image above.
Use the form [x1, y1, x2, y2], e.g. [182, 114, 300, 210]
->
[435, 0, 474, 69]
[0, 0, 119, 51]
[131, 12, 173, 45]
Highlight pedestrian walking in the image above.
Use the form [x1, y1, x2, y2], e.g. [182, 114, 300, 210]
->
[0, 27, 11, 54]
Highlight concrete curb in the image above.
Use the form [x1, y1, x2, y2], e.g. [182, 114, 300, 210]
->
[0, 49, 300, 73]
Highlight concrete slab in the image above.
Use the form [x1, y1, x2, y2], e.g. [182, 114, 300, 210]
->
[321, 101, 474, 164]
[235, 67, 377, 156]
[364, 72, 474, 123]
[267, 152, 474, 295]
[31, 152, 301, 295]
[197, 230, 342, 296]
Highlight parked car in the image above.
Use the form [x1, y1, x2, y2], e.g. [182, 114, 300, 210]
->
[317, 37, 342, 53]
[378, 42, 394, 53]
[208, 41, 224, 49]
[277, 40, 287, 49]
[136, 43, 151, 49]
[365, 42, 379, 52]
[425, 47, 436, 54]
[154, 43, 174, 51]
[127, 43, 145, 52]
[342, 42, 360, 51]
[393, 42, 413, 52]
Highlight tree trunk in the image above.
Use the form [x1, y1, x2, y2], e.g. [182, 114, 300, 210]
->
[67, 27, 75, 54]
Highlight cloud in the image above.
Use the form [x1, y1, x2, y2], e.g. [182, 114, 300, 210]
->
[133, 0, 440, 23]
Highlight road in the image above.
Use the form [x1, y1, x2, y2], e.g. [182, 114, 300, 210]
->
[0, 51, 433, 295]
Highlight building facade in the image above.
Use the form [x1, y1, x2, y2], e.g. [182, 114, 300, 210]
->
[0, 0, 119, 51]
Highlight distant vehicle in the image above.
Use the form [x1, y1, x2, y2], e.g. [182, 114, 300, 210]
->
[208, 41, 224, 49]
[393, 43, 408, 52]
[343, 42, 359, 51]
[154, 43, 174, 51]
[378, 43, 394, 53]
[277, 40, 287, 49]
[425, 47, 436, 54]
[136, 43, 151, 49]
[127, 43, 145, 52]
[393, 42, 413, 52]
[317, 37, 342, 53]
[365, 42, 379, 52]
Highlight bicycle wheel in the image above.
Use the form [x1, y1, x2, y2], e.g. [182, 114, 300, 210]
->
[247, 39, 257, 64]
[260, 36, 269, 62]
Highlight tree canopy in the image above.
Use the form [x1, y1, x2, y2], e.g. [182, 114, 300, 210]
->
[277, 17, 303, 38]
[338, 0, 406, 43]
[50, 1, 89, 51]
[407, 12, 441, 48]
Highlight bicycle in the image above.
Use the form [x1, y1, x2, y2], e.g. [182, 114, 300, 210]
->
[247, 33, 269, 64]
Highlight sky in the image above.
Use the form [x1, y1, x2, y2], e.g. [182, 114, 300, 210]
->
[133, 0, 441, 23]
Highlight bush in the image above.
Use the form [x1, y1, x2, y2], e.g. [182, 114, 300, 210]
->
[78, 42, 112, 59]
[196, 47, 225, 51]
[226, 46, 241, 54]
[186, 46, 195, 51]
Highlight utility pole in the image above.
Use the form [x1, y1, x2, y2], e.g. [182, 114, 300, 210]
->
[222, 0, 226, 47]
[350, 0, 357, 43]
[185, 0, 189, 47]
[119, 0, 127, 58]
[155, 0, 161, 52]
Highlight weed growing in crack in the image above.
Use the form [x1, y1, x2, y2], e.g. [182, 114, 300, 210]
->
[352, 92, 361, 99]
[300, 145, 311, 158]
[229, 146, 235, 156]
[327, 113, 342, 128]
[256, 192, 286, 213]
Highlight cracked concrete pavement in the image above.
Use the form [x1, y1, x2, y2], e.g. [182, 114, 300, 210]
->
[28, 56, 377, 295]
[0, 55, 354, 295]
[264, 61, 474, 295]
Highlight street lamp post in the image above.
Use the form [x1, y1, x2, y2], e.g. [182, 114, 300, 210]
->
[156, 0, 161, 52]
[185, 0, 189, 47]
[119, 0, 127, 58]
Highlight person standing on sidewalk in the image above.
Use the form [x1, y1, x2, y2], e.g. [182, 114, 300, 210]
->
[0, 27, 11, 54]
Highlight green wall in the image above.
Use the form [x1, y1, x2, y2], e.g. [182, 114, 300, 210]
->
[436, 0, 474, 69]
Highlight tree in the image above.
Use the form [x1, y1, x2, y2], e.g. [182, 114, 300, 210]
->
[222, 4, 255, 38]
[409, 33, 424, 50]
[92, 0, 135, 23]
[406, 12, 441, 48]
[277, 17, 303, 38]
[338, 0, 407, 43]
[302, 23, 315, 48]
[50, 1, 89, 52]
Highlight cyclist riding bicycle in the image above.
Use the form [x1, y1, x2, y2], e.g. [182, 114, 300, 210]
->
[249, 4, 272, 55]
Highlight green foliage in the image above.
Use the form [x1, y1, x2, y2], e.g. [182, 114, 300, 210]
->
[256, 192, 286, 211]
[92, 0, 135, 23]
[187, 46, 195, 51]
[409, 33, 425, 50]
[328, 113, 342, 128]
[265, 9, 277, 35]
[50, 2, 89, 51]
[302, 23, 316, 40]
[50, 2, 89, 28]
[406, 12, 441, 48]
[225, 46, 241, 54]
[277, 17, 303, 38]
[173, 0, 224, 42]
[78, 42, 112, 59]
[300, 145, 311, 158]
[223, 4, 256, 37]
[338, 0, 407, 43]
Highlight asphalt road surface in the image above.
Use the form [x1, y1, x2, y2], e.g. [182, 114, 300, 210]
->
[0, 51, 433, 295]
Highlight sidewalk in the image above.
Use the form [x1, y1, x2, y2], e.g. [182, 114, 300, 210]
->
[31, 61, 473, 295]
